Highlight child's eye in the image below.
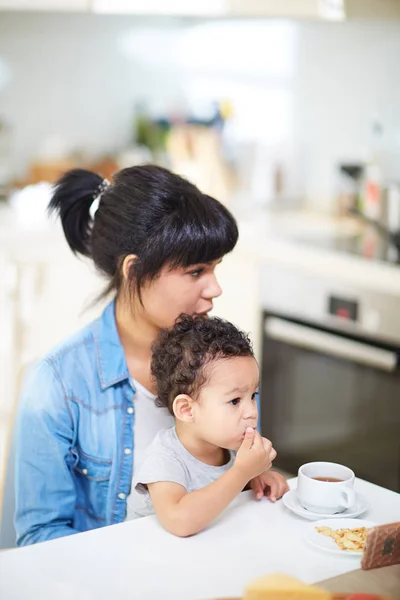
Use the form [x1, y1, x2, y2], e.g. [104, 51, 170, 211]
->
[229, 398, 240, 406]
[251, 392, 257, 401]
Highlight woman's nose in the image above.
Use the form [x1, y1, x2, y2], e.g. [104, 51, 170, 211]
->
[203, 273, 222, 299]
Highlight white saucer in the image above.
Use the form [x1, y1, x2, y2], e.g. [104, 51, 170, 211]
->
[282, 488, 370, 521]
[305, 518, 376, 556]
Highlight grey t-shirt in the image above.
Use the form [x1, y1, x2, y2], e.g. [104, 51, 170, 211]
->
[129, 426, 235, 519]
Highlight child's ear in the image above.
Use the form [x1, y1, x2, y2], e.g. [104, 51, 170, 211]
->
[173, 394, 194, 422]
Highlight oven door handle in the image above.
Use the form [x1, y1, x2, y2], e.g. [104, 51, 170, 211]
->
[265, 317, 398, 372]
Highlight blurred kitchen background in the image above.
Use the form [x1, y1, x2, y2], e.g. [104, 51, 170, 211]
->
[1, 1, 400, 496]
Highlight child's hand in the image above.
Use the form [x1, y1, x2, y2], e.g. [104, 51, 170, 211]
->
[250, 470, 289, 502]
[234, 428, 276, 481]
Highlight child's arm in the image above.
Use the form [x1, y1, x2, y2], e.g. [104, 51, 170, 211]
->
[148, 467, 247, 537]
[249, 470, 290, 502]
[148, 428, 275, 537]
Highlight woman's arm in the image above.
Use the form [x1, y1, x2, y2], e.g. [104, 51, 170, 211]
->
[15, 361, 79, 546]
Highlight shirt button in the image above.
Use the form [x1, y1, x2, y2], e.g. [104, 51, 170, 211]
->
[82, 469, 88, 475]
[118, 493, 126, 500]
[124, 448, 131, 455]
[127, 407, 134, 414]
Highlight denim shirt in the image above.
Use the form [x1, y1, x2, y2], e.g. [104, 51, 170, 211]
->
[15, 300, 136, 546]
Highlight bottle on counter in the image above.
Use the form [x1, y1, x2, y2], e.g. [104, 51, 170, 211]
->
[362, 121, 384, 221]
[336, 163, 363, 216]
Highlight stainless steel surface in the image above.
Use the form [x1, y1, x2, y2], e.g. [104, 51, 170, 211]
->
[261, 307, 400, 491]
[348, 205, 400, 258]
[265, 317, 397, 371]
[293, 224, 400, 264]
[260, 263, 400, 345]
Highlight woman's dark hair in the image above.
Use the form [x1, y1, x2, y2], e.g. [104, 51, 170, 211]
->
[151, 314, 254, 415]
[49, 165, 238, 300]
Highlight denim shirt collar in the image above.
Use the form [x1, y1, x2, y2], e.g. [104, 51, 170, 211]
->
[94, 299, 130, 390]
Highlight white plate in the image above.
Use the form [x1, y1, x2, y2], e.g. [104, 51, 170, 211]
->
[282, 488, 370, 521]
[305, 518, 376, 556]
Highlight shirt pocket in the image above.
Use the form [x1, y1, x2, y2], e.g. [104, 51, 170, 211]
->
[70, 447, 112, 522]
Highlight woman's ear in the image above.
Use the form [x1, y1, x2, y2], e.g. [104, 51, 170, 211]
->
[173, 394, 194, 422]
[122, 254, 137, 281]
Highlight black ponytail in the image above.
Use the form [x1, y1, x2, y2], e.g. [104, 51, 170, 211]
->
[49, 164, 238, 300]
[49, 169, 103, 257]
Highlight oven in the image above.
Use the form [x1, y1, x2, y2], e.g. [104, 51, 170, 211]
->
[259, 263, 400, 492]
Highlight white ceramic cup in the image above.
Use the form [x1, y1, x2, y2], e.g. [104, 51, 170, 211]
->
[297, 461, 356, 515]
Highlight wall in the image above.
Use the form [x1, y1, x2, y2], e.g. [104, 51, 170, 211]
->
[1, 13, 400, 208]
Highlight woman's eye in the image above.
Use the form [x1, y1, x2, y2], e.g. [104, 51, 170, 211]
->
[188, 268, 204, 278]
[229, 398, 240, 406]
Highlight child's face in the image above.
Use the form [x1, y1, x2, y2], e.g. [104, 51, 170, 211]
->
[192, 356, 259, 451]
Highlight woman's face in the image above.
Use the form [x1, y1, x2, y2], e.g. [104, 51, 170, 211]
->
[138, 259, 223, 329]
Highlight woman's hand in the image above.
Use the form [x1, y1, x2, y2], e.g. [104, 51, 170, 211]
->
[250, 470, 289, 502]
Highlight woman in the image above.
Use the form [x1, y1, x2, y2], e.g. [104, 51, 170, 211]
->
[14, 165, 238, 545]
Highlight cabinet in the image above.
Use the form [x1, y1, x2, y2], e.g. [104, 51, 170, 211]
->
[0, 222, 107, 484]
[0, 232, 105, 416]
[0, 0, 89, 10]
[0, 253, 17, 418]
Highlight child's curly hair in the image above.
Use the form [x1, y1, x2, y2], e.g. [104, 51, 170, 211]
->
[151, 314, 254, 415]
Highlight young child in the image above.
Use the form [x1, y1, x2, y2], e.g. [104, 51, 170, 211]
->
[129, 315, 288, 536]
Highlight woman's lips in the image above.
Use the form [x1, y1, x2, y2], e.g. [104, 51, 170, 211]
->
[195, 307, 213, 317]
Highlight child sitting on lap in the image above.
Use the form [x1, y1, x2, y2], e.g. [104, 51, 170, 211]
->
[129, 315, 288, 536]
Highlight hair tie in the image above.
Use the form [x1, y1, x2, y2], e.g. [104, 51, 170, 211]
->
[90, 178, 110, 219]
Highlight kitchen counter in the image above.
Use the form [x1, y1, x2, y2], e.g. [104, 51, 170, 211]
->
[234, 209, 400, 298]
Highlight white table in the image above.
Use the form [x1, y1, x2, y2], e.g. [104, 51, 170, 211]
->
[1, 478, 399, 600]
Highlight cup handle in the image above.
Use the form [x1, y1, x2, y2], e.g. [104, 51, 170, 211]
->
[340, 487, 356, 508]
